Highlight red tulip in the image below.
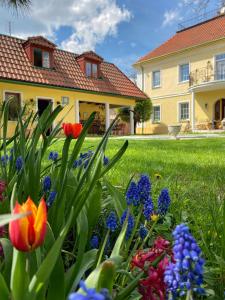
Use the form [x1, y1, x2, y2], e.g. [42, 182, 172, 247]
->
[9, 197, 47, 252]
[62, 123, 83, 139]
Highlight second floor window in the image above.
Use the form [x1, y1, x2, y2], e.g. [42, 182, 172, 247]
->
[86, 62, 98, 78]
[152, 70, 160, 88]
[179, 102, 189, 121]
[152, 105, 161, 122]
[179, 63, 189, 82]
[5, 92, 21, 121]
[215, 53, 225, 80]
[34, 48, 50, 68]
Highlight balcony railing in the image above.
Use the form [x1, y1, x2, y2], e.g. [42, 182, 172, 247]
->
[189, 63, 225, 87]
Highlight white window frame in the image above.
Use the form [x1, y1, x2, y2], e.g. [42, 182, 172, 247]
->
[152, 104, 161, 123]
[178, 101, 190, 122]
[214, 53, 225, 81]
[152, 70, 161, 88]
[43, 51, 50, 68]
[179, 63, 190, 83]
[3, 90, 23, 121]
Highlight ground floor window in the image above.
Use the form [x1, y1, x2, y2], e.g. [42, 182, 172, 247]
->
[4, 92, 21, 121]
[153, 105, 161, 123]
[179, 102, 189, 121]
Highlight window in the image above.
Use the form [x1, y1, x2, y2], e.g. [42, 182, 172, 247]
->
[179, 64, 189, 82]
[85, 62, 98, 78]
[215, 53, 225, 80]
[5, 92, 21, 121]
[86, 62, 92, 77]
[43, 51, 50, 68]
[34, 48, 42, 67]
[152, 71, 160, 88]
[179, 102, 189, 121]
[153, 105, 161, 123]
[33, 48, 50, 68]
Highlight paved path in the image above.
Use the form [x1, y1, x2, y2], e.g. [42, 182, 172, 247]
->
[110, 133, 225, 140]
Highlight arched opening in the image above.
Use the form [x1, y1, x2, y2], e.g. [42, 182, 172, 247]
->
[214, 99, 225, 128]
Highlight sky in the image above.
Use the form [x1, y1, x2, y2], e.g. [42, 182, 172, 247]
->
[0, 0, 222, 75]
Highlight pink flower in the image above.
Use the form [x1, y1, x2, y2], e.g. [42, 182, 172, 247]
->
[131, 237, 173, 300]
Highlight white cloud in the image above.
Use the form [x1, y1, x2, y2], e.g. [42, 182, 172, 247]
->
[0, 0, 131, 53]
[162, 9, 181, 27]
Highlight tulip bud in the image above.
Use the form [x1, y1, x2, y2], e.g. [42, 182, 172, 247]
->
[62, 123, 83, 139]
[9, 197, 47, 252]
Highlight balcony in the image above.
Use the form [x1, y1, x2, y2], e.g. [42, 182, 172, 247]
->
[189, 62, 225, 91]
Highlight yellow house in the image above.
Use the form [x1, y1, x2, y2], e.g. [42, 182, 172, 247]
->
[0, 35, 147, 137]
[134, 11, 225, 134]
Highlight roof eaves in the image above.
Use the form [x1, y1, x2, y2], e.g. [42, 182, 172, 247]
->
[133, 37, 225, 66]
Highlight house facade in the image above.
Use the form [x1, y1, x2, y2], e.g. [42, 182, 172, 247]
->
[0, 35, 148, 137]
[134, 12, 225, 134]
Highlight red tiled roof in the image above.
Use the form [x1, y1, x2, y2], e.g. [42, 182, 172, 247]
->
[0, 34, 148, 100]
[136, 14, 225, 64]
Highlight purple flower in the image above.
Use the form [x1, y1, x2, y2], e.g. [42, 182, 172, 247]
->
[120, 210, 135, 240]
[139, 224, 148, 240]
[68, 281, 106, 300]
[137, 174, 151, 204]
[15, 156, 23, 171]
[43, 176, 51, 192]
[90, 235, 99, 249]
[143, 197, 154, 220]
[126, 181, 140, 206]
[164, 224, 205, 298]
[106, 211, 118, 232]
[158, 188, 171, 216]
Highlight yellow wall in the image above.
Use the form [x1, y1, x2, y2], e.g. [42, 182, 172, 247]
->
[0, 81, 136, 136]
[135, 39, 225, 134]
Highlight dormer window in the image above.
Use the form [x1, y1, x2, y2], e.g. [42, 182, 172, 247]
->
[34, 48, 50, 68]
[85, 62, 98, 78]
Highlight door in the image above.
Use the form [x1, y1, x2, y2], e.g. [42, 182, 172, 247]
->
[37, 99, 52, 135]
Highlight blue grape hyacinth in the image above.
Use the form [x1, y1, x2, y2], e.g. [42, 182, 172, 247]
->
[90, 235, 99, 249]
[15, 156, 23, 171]
[143, 196, 154, 220]
[120, 210, 135, 240]
[137, 174, 151, 204]
[126, 181, 140, 206]
[48, 151, 58, 162]
[157, 188, 171, 216]
[106, 211, 118, 232]
[68, 280, 108, 300]
[164, 224, 205, 299]
[139, 224, 148, 240]
[103, 156, 109, 166]
[43, 176, 51, 192]
[1, 155, 8, 166]
[46, 191, 57, 207]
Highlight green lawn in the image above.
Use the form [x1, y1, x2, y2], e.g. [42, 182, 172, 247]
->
[48, 136, 225, 226]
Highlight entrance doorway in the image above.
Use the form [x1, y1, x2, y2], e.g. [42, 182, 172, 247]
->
[37, 98, 53, 135]
[214, 99, 225, 128]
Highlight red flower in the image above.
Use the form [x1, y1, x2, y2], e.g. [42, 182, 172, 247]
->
[0, 180, 6, 201]
[9, 197, 47, 252]
[131, 237, 173, 300]
[62, 123, 83, 139]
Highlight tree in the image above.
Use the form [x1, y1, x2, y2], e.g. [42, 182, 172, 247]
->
[119, 99, 152, 134]
[0, 0, 30, 9]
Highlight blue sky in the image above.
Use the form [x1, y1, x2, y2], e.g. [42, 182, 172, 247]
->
[0, 0, 221, 75]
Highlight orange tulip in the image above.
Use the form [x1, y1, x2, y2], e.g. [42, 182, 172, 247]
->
[62, 123, 83, 139]
[9, 197, 47, 252]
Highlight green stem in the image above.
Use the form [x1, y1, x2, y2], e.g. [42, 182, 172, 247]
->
[186, 290, 193, 300]
[96, 230, 110, 267]
[125, 208, 142, 255]
[139, 220, 157, 249]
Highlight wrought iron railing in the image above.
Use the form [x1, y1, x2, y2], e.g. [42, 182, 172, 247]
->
[189, 63, 225, 87]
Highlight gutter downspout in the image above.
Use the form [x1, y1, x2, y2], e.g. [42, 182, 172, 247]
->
[141, 65, 144, 91]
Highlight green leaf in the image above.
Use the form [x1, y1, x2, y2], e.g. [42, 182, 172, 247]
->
[0, 212, 29, 227]
[10, 249, 29, 300]
[0, 272, 10, 300]
[0, 238, 13, 286]
[104, 180, 126, 218]
[28, 207, 74, 296]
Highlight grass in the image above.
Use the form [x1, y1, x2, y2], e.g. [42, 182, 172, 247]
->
[48, 137, 225, 296]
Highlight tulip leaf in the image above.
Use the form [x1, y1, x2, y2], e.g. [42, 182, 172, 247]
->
[28, 207, 74, 297]
[0, 272, 10, 300]
[0, 238, 13, 286]
[0, 212, 29, 227]
[10, 249, 29, 300]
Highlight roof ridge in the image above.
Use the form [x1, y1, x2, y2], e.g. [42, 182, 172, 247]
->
[177, 13, 225, 33]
